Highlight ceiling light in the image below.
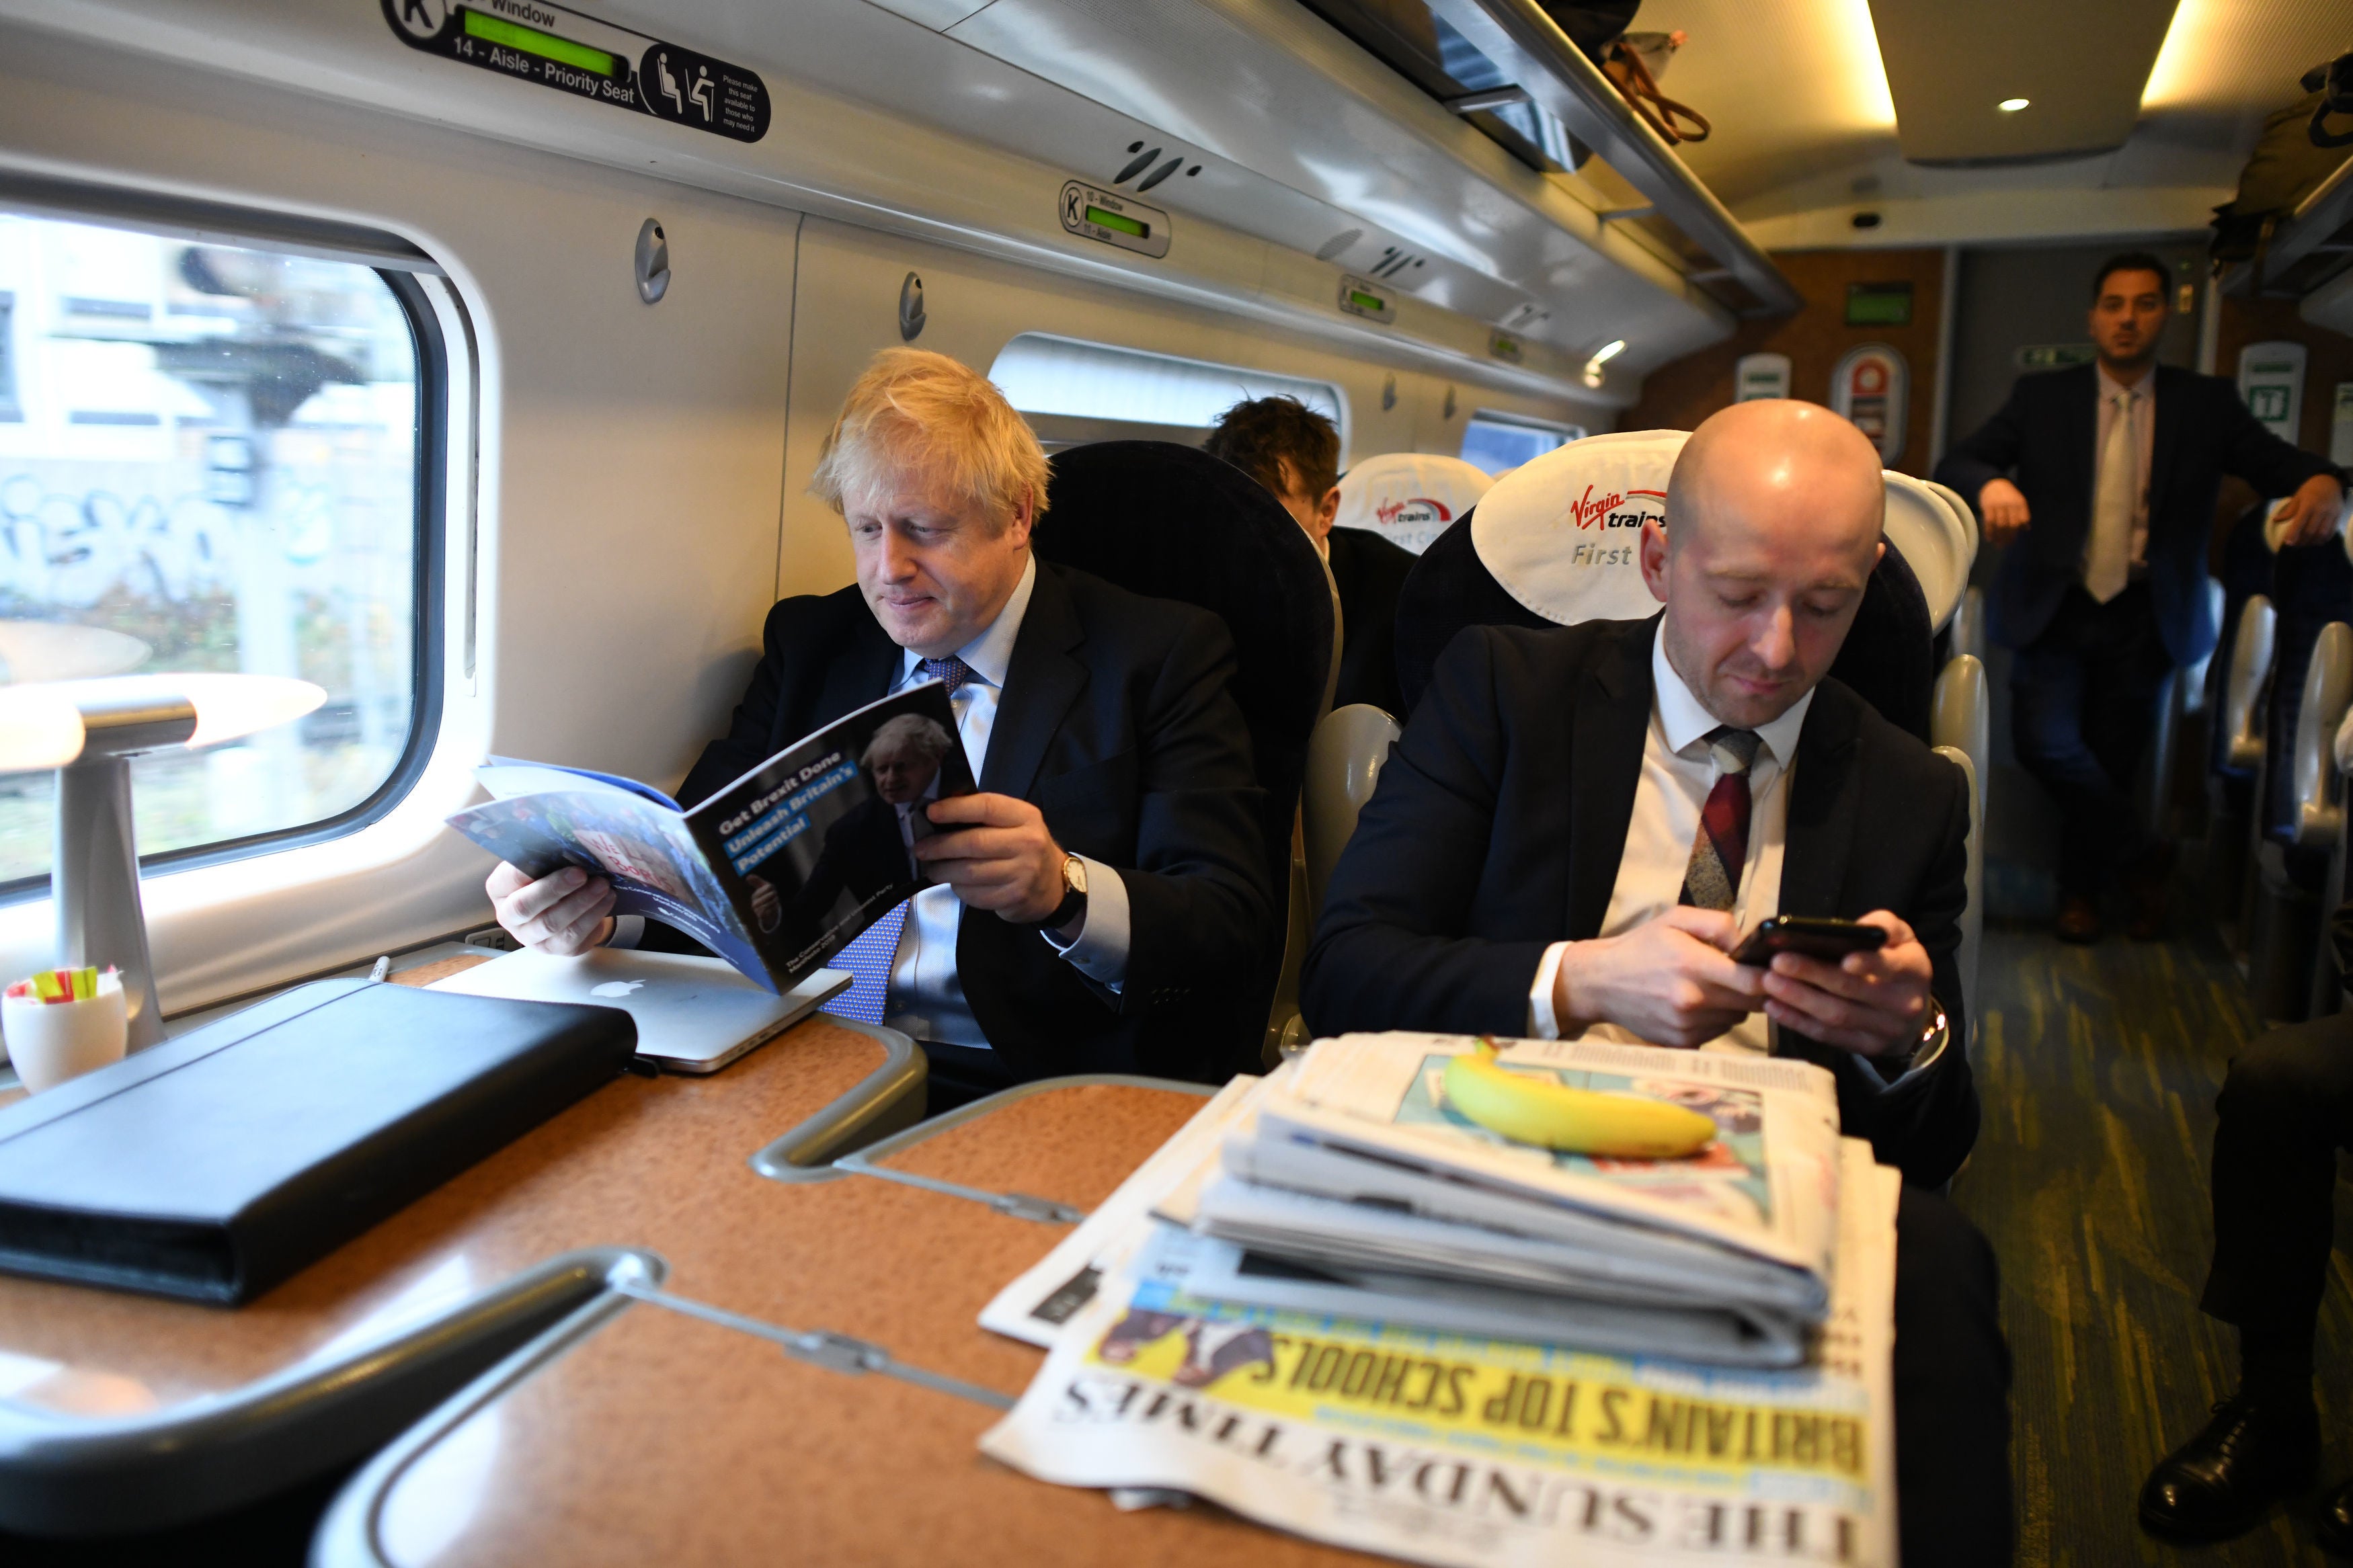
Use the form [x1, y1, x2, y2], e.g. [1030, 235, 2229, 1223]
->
[1997, 97, 2029, 112]
[1582, 339, 1626, 389]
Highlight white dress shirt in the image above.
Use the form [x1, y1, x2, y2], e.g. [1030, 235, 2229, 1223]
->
[879, 554, 1131, 1048]
[1526, 626, 1812, 1055]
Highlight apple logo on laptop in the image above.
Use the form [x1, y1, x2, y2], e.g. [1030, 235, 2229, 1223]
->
[590, 981, 647, 998]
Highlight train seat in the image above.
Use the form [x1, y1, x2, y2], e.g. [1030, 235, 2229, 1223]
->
[2202, 501, 2284, 938]
[1392, 429, 1956, 744]
[1330, 451, 1495, 555]
[2246, 513, 2353, 1020]
[1034, 440, 1335, 1073]
[1885, 472, 1975, 637]
[2288, 622, 2353, 1017]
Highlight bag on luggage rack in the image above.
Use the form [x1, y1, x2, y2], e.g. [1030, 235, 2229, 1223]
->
[2209, 56, 2353, 272]
[1604, 31, 1710, 145]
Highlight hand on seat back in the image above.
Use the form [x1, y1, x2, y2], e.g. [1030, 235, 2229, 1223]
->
[1977, 477, 2031, 544]
[487, 862, 615, 956]
[1551, 907, 1766, 1049]
[2272, 472, 2349, 549]
[1757, 909, 1934, 1056]
[912, 792, 1073, 927]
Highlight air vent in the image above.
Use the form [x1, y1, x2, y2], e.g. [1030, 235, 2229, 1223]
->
[1113, 147, 1162, 183]
[1314, 229, 1363, 262]
[1135, 157, 1185, 194]
[1368, 245, 1425, 280]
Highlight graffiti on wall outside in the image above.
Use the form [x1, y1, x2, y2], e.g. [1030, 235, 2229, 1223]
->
[0, 458, 403, 614]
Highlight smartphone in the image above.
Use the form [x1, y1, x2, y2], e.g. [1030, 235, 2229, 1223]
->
[1728, 915, 1887, 966]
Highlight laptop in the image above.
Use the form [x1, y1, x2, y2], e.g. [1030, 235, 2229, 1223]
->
[427, 948, 853, 1075]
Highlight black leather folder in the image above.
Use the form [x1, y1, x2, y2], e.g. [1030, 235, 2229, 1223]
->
[0, 978, 636, 1305]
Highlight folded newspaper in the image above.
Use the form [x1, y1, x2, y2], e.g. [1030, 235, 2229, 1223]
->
[1151, 1034, 1843, 1367]
[979, 1080, 1901, 1567]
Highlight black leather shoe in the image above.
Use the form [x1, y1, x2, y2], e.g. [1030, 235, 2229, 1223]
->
[2139, 1397, 2318, 1542]
[2318, 1476, 2353, 1557]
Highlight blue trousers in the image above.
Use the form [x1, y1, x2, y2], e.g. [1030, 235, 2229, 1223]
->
[2009, 583, 2171, 897]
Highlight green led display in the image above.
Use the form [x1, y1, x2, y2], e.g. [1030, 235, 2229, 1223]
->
[1843, 282, 1913, 327]
[1349, 290, 1386, 313]
[463, 10, 617, 76]
[1084, 206, 1149, 239]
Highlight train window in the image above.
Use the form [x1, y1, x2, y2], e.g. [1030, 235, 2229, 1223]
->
[1459, 411, 1583, 475]
[988, 333, 1347, 457]
[0, 210, 439, 895]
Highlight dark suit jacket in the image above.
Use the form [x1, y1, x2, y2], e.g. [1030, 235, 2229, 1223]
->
[1326, 526, 1414, 718]
[1937, 362, 2342, 665]
[672, 561, 1274, 1083]
[1300, 615, 1978, 1187]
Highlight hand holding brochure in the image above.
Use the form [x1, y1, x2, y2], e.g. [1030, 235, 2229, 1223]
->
[444, 683, 973, 992]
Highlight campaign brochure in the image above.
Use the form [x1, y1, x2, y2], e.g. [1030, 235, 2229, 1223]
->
[444, 683, 973, 992]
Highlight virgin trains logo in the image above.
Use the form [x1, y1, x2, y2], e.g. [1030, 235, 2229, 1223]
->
[1567, 485, 1665, 531]
[1375, 496, 1454, 528]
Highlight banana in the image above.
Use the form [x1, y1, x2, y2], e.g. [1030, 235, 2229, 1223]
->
[1439, 1042, 1717, 1159]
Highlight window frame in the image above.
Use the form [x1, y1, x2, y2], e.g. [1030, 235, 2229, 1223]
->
[0, 290, 17, 421]
[1460, 407, 1585, 473]
[988, 331, 1351, 463]
[0, 220, 450, 905]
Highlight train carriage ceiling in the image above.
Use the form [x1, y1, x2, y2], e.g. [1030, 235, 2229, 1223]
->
[1626, 0, 2350, 247]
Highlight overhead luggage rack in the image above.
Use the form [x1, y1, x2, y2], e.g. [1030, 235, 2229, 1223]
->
[1304, 0, 1801, 319]
[2227, 155, 2353, 300]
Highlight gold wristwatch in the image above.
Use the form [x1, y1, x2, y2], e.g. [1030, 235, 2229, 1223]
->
[1010, 852, 1088, 930]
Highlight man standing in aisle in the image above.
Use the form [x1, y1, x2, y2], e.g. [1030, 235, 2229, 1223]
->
[1938, 252, 2346, 944]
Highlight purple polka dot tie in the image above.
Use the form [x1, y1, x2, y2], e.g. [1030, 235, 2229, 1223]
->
[820, 899, 908, 1025]
[919, 655, 973, 697]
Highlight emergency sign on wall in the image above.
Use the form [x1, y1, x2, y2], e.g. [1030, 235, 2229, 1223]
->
[2238, 341, 2308, 445]
[1829, 344, 1908, 465]
[1733, 352, 1790, 403]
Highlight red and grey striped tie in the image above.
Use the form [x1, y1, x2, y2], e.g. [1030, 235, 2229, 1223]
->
[1679, 726, 1762, 911]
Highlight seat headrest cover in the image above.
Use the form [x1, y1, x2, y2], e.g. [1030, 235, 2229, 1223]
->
[1923, 478, 1980, 560]
[1882, 472, 1968, 633]
[1332, 452, 1495, 554]
[1469, 429, 1686, 626]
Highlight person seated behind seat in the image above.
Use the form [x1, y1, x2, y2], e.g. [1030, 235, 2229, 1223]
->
[1300, 400, 2007, 1565]
[1203, 395, 1414, 717]
[485, 347, 1275, 1108]
[2140, 902, 2353, 1551]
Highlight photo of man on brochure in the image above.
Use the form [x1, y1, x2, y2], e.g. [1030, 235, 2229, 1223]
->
[770, 713, 957, 940]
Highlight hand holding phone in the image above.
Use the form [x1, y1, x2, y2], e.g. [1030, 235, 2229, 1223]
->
[1728, 915, 1888, 968]
[1745, 910, 1934, 1059]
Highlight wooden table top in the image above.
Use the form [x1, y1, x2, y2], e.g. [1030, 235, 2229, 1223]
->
[332, 1080, 1378, 1568]
[0, 995, 900, 1421]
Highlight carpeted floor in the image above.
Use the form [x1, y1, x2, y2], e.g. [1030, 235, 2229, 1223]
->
[1954, 919, 2353, 1565]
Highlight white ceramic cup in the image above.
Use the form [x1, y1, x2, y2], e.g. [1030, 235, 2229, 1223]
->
[2, 973, 128, 1094]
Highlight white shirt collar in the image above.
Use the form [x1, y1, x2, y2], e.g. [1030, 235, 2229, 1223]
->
[1649, 620, 1814, 768]
[899, 552, 1036, 690]
[2098, 362, 2154, 401]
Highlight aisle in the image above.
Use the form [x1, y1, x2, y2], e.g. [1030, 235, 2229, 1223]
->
[1954, 921, 2353, 1565]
